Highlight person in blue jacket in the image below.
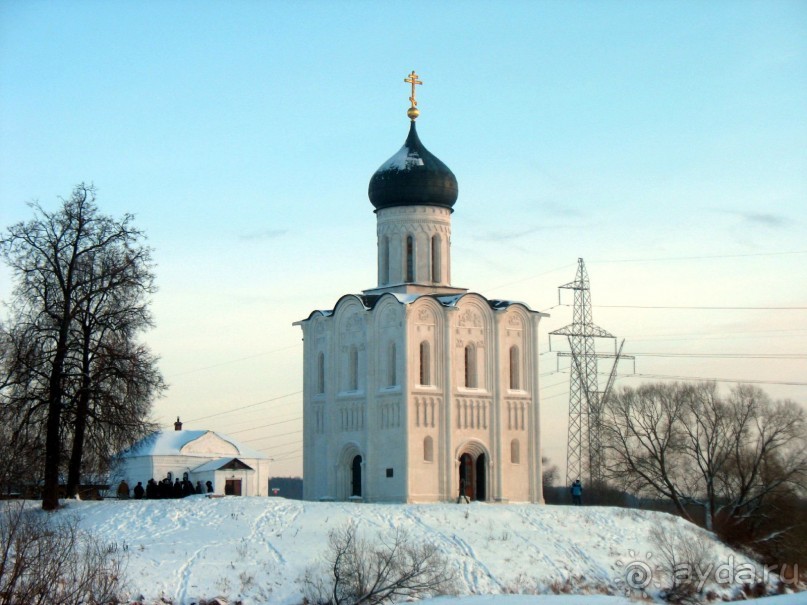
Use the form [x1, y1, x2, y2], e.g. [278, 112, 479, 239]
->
[570, 479, 583, 505]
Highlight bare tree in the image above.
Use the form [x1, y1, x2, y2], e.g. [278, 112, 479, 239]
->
[602, 382, 807, 536]
[0, 184, 163, 509]
[303, 522, 457, 605]
[541, 456, 559, 488]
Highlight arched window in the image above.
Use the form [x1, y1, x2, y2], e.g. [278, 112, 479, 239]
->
[380, 235, 389, 285]
[405, 235, 414, 282]
[349, 345, 359, 391]
[510, 439, 520, 464]
[464, 344, 477, 388]
[388, 341, 397, 387]
[423, 436, 434, 462]
[509, 346, 520, 390]
[317, 352, 325, 394]
[419, 341, 431, 385]
[431, 235, 441, 283]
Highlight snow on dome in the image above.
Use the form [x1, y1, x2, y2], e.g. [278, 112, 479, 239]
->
[378, 145, 425, 171]
[368, 121, 458, 211]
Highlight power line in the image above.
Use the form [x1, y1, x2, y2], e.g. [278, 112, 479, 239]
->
[589, 304, 807, 310]
[184, 391, 301, 423]
[548, 366, 807, 387]
[227, 416, 302, 436]
[590, 250, 807, 264]
[646, 352, 802, 359]
[621, 373, 807, 387]
[243, 433, 303, 448]
[168, 344, 302, 378]
[482, 250, 807, 295]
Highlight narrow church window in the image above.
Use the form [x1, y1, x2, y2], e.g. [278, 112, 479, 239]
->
[424, 436, 434, 462]
[405, 235, 414, 282]
[431, 235, 441, 282]
[464, 344, 477, 388]
[349, 345, 359, 391]
[419, 341, 431, 385]
[317, 352, 325, 394]
[388, 341, 397, 386]
[380, 235, 390, 285]
[511, 439, 520, 464]
[509, 346, 520, 390]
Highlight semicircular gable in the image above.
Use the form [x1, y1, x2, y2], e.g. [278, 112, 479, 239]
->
[181, 431, 240, 456]
[373, 295, 402, 329]
[412, 297, 442, 325]
[503, 304, 532, 328]
[333, 297, 367, 334]
[454, 294, 494, 331]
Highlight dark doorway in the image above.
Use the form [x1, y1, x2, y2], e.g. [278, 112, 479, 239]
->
[351, 455, 362, 497]
[475, 453, 486, 501]
[225, 479, 242, 496]
[458, 452, 487, 501]
[459, 453, 474, 500]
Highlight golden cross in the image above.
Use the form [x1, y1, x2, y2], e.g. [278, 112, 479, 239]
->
[404, 70, 422, 109]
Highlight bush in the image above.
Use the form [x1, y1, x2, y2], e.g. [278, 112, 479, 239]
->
[0, 502, 125, 604]
[302, 522, 457, 605]
[650, 524, 715, 604]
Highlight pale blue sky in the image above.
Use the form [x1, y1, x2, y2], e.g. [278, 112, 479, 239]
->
[2, 1, 806, 477]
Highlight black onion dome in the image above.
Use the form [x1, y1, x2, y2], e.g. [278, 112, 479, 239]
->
[368, 121, 458, 211]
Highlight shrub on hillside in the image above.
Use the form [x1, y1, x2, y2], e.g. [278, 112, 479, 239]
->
[302, 522, 457, 605]
[0, 502, 126, 605]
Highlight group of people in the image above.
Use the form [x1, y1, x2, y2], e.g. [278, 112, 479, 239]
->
[116, 477, 214, 499]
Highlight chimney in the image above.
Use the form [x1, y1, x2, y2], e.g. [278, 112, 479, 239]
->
[174, 417, 182, 431]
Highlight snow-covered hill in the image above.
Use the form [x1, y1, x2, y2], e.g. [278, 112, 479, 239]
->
[58, 497, 800, 604]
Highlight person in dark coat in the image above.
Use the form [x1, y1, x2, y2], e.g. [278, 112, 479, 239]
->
[182, 478, 194, 497]
[146, 479, 158, 499]
[570, 479, 583, 505]
[117, 480, 130, 499]
[133, 481, 145, 499]
[195, 481, 203, 494]
[206, 480, 214, 494]
[173, 478, 183, 498]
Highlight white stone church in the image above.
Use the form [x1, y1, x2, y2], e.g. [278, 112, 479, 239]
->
[295, 77, 547, 503]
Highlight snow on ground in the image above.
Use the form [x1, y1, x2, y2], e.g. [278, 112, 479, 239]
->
[54, 497, 802, 605]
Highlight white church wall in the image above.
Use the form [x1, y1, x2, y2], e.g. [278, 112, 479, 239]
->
[117, 457, 153, 488]
[366, 296, 407, 502]
[407, 298, 446, 501]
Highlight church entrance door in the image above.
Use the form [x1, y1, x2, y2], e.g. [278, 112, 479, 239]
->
[458, 452, 486, 501]
[475, 453, 486, 501]
[351, 455, 362, 497]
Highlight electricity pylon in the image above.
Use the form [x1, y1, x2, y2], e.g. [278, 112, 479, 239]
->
[549, 258, 633, 486]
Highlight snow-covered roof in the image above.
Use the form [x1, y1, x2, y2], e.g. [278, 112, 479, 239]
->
[120, 430, 270, 460]
[298, 291, 546, 323]
[190, 457, 255, 473]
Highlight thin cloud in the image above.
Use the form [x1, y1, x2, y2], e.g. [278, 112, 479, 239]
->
[476, 223, 577, 242]
[719, 210, 789, 228]
[536, 201, 582, 218]
[476, 226, 548, 242]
